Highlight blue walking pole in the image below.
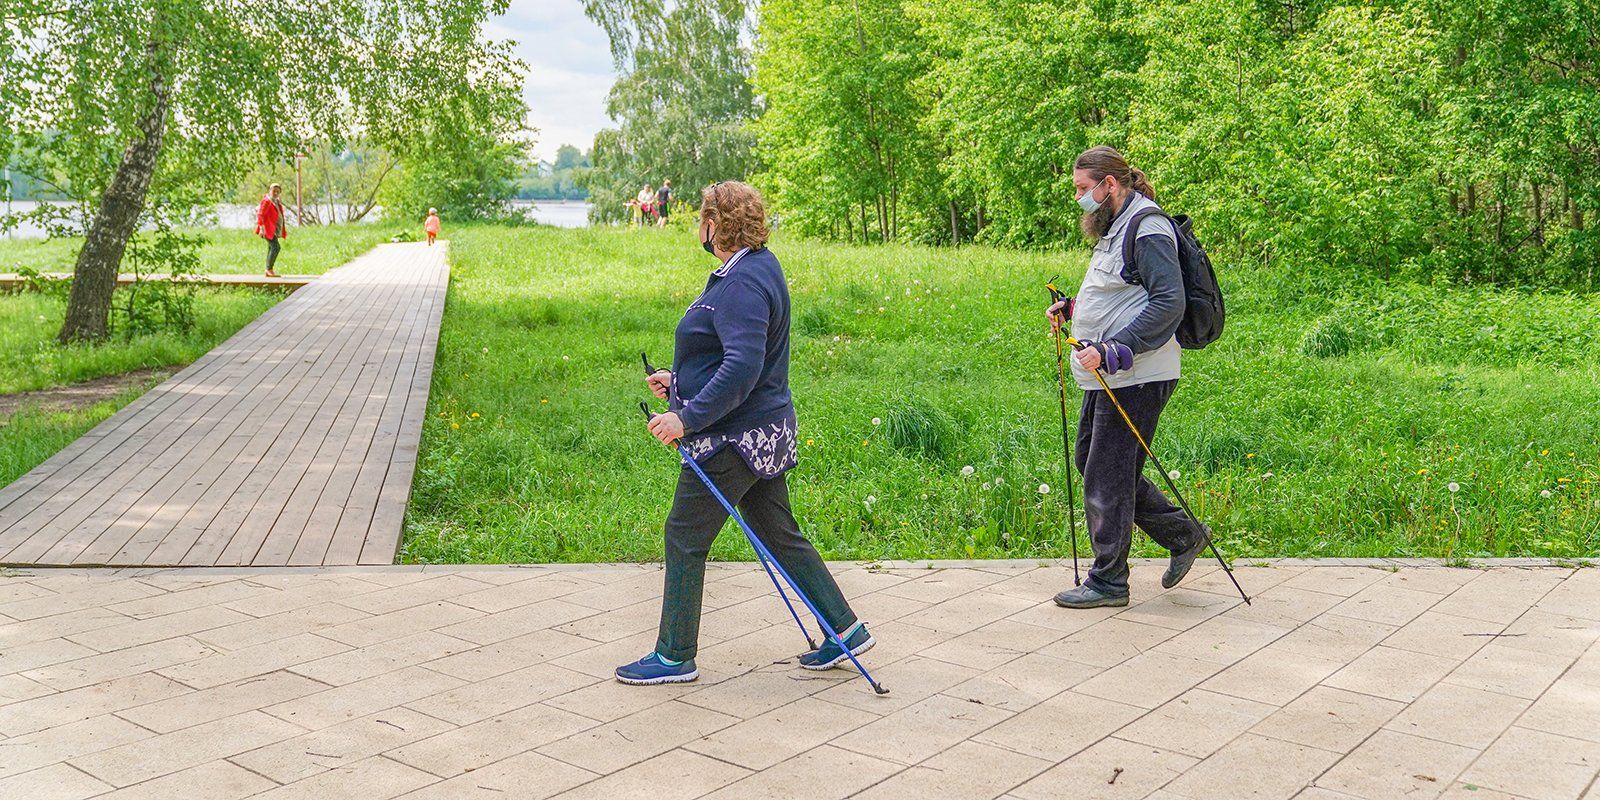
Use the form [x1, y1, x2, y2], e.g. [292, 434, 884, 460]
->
[638, 397, 887, 695]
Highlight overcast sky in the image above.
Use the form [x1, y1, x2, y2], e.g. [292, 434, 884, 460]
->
[488, 1, 617, 163]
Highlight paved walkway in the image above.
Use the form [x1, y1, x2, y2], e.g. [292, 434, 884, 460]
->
[0, 559, 1595, 799]
[0, 243, 448, 567]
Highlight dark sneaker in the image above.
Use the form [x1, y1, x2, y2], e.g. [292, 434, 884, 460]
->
[1162, 527, 1210, 589]
[799, 623, 875, 670]
[1053, 584, 1130, 608]
[615, 652, 698, 685]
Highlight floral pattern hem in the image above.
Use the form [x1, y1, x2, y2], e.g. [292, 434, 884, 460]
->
[683, 413, 798, 479]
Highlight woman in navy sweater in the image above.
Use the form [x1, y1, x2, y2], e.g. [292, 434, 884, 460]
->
[617, 181, 874, 686]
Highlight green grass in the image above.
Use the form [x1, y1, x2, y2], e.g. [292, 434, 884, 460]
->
[0, 223, 401, 488]
[0, 223, 404, 277]
[401, 225, 1600, 564]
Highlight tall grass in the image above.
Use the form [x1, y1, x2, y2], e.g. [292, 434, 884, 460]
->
[401, 225, 1600, 564]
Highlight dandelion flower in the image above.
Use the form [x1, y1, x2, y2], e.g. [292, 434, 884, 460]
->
[1418, 468, 1429, 476]
[1540, 449, 1549, 456]
[1541, 489, 1553, 498]
[961, 465, 975, 477]
[540, 398, 549, 404]
[470, 412, 479, 419]
[451, 423, 460, 430]
[1168, 469, 1180, 480]
[1038, 484, 1051, 495]
[806, 438, 815, 446]
[1448, 482, 1460, 493]
[872, 417, 882, 426]
[862, 439, 870, 447]
[1246, 453, 1256, 459]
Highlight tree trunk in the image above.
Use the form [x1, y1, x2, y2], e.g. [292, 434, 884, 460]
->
[949, 200, 960, 246]
[1532, 182, 1544, 245]
[59, 31, 172, 344]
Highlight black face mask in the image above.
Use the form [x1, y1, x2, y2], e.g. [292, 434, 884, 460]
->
[701, 225, 715, 255]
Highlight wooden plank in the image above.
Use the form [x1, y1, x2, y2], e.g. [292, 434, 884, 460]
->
[0, 243, 449, 567]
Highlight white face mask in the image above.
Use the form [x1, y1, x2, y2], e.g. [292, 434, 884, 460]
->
[1077, 177, 1108, 214]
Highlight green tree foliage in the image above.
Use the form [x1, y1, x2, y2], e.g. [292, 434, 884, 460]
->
[517, 145, 591, 201]
[753, 0, 942, 243]
[582, 0, 758, 223]
[751, 0, 1600, 286]
[2, 0, 525, 342]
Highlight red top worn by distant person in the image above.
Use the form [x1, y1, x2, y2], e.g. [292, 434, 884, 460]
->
[255, 195, 286, 240]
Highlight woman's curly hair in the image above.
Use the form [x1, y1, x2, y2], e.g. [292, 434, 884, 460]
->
[700, 181, 769, 252]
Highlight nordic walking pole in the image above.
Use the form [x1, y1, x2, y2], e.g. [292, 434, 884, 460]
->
[1063, 337, 1251, 605]
[1045, 279, 1082, 586]
[641, 354, 816, 651]
[637, 402, 889, 694]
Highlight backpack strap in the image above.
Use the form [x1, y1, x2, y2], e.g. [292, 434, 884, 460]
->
[1120, 207, 1169, 285]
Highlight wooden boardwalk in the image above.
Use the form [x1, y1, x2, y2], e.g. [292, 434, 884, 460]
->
[0, 243, 448, 566]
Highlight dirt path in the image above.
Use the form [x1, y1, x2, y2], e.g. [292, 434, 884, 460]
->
[0, 367, 175, 417]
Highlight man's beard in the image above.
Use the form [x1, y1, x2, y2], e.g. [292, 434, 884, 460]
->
[1080, 201, 1116, 242]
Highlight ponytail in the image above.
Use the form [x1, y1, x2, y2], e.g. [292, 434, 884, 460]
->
[1127, 167, 1157, 201]
[1073, 146, 1157, 201]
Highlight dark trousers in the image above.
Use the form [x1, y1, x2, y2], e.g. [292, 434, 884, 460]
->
[1076, 379, 1203, 595]
[657, 447, 857, 661]
[264, 237, 281, 271]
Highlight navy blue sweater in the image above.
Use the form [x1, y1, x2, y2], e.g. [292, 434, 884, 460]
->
[670, 247, 794, 437]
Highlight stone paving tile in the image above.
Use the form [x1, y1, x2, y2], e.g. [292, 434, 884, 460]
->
[698, 744, 901, 800]
[79, 760, 276, 800]
[832, 692, 1013, 766]
[1165, 732, 1341, 800]
[248, 755, 438, 800]
[0, 672, 190, 736]
[1012, 736, 1198, 800]
[1383, 682, 1530, 750]
[853, 740, 1052, 800]
[1458, 727, 1600, 800]
[1252, 685, 1406, 753]
[69, 710, 305, 787]
[396, 751, 595, 799]
[0, 763, 112, 800]
[1, 562, 1596, 800]
[1120, 688, 1278, 759]
[1315, 729, 1479, 800]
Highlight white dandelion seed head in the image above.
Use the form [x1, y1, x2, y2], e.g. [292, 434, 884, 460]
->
[994, 477, 1003, 486]
[561, 355, 569, 361]
[833, 335, 841, 342]
[1002, 532, 1011, 542]
[1448, 482, 1460, 493]
[864, 495, 877, 507]
[1262, 472, 1274, 479]
[1541, 489, 1553, 498]
[1038, 484, 1051, 495]
[827, 350, 834, 357]
[872, 417, 881, 426]
[877, 306, 885, 313]
[481, 347, 488, 353]
[1168, 469, 1180, 480]
[961, 465, 975, 477]
[982, 482, 992, 491]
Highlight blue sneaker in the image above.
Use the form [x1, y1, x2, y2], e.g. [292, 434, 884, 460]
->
[615, 652, 698, 685]
[799, 623, 875, 670]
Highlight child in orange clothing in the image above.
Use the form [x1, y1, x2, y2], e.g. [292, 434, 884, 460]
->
[425, 208, 441, 245]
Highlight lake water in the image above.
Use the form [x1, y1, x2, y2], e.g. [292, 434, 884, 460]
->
[519, 201, 591, 228]
[2, 199, 593, 237]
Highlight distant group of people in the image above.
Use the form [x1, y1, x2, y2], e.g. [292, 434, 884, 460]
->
[255, 184, 443, 275]
[627, 180, 673, 228]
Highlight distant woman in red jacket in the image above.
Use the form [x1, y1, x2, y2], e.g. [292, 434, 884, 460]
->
[255, 183, 288, 277]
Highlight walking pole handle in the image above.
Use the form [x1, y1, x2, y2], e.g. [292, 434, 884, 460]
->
[641, 352, 662, 377]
